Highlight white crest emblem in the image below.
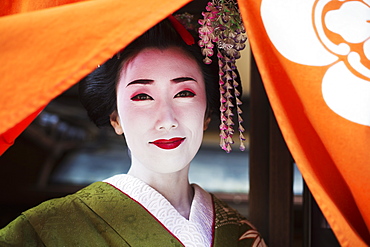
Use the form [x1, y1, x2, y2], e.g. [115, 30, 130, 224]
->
[261, 0, 370, 126]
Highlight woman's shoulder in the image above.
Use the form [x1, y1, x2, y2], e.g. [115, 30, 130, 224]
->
[23, 182, 112, 214]
[23, 182, 116, 225]
[0, 182, 131, 246]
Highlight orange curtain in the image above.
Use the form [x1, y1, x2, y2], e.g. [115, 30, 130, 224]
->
[1, 0, 370, 246]
[238, 0, 370, 246]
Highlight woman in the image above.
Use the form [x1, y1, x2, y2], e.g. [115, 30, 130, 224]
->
[0, 18, 265, 246]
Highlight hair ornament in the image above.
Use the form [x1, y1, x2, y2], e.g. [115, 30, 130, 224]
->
[198, 0, 247, 153]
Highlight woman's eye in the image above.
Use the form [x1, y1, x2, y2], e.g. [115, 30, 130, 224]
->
[174, 90, 196, 98]
[131, 93, 153, 101]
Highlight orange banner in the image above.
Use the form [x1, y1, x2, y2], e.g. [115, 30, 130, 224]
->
[239, 0, 370, 245]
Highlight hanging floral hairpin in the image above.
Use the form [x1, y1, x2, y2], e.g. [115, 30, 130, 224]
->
[198, 0, 247, 153]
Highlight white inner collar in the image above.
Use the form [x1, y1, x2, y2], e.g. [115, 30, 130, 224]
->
[104, 174, 214, 247]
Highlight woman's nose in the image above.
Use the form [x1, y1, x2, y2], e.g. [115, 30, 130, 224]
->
[156, 101, 178, 131]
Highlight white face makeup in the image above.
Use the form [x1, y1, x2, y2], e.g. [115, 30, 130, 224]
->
[111, 47, 207, 174]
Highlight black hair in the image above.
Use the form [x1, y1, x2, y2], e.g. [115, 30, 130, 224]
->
[79, 18, 220, 128]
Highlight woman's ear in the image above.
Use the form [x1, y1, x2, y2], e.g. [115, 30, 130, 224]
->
[203, 117, 211, 131]
[110, 111, 123, 135]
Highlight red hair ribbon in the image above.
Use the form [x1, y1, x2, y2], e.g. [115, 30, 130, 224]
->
[168, 15, 195, 45]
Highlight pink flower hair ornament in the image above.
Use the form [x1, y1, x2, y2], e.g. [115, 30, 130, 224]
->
[198, 0, 248, 153]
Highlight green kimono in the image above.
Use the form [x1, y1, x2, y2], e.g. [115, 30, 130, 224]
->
[0, 182, 265, 246]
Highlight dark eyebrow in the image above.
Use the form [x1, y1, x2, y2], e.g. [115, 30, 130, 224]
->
[172, 77, 197, 83]
[126, 79, 154, 87]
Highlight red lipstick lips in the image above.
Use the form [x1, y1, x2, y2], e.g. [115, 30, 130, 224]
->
[150, 137, 185, 150]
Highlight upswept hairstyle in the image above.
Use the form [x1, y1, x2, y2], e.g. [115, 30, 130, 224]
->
[79, 18, 220, 128]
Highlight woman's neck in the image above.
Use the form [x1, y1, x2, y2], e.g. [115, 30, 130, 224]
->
[127, 163, 194, 219]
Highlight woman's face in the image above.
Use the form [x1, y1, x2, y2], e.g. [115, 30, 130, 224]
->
[111, 47, 208, 174]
